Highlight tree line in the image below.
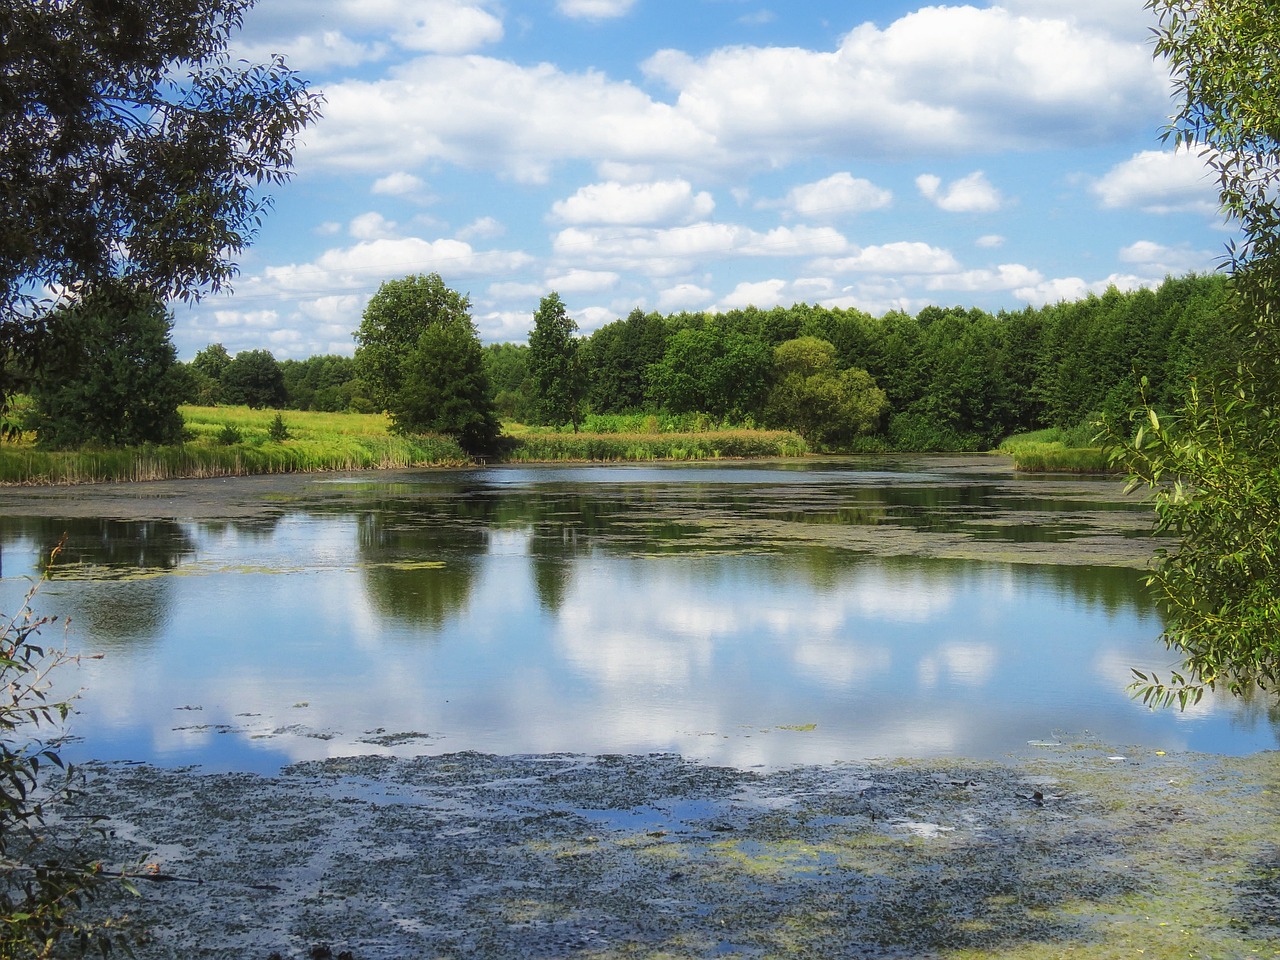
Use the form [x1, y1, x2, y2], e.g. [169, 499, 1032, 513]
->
[9, 269, 1233, 457]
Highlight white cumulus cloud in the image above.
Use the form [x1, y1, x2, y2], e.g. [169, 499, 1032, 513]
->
[926, 263, 1043, 293]
[372, 171, 428, 197]
[1092, 148, 1220, 214]
[554, 222, 849, 274]
[1119, 241, 1218, 276]
[305, 6, 1165, 179]
[551, 179, 715, 225]
[557, 0, 636, 19]
[917, 171, 1003, 213]
[657, 283, 714, 312]
[814, 242, 960, 275]
[778, 172, 893, 219]
[348, 212, 398, 240]
[236, 0, 503, 69]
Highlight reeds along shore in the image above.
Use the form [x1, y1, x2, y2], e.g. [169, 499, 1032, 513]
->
[1, 403, 1113, 484]
[0, 406, 811, 484]
[0, 406, 470, 484]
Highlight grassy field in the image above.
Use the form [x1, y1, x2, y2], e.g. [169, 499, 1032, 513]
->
[6, 404, 1118, 484]
[0, 406, 809, 484]
[0, 406, 470, 484]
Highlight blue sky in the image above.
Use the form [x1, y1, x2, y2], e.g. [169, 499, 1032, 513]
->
[176, 0, 1230, 360]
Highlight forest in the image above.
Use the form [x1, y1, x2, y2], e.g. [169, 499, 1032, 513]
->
[174, 271, 1232, 454]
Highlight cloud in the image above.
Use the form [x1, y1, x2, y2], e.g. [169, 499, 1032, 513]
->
[916, 171, 1003, 213]
[557, 0, 636, 19]
[548, 268, 621, 293]
[642, 6, 1165, 160]
[553, 222, 848, 274]
[306, 57, 714, 180]
[717, 279, 790, 311]
[813, 241, 959, 275]
[1119, 240, 1218, 276]
[1013, 272, 1148, 306]
[657, 283, 714, 311]
[488, 269, 619, 303]
[1092, 148, 1220, 214]
[372, 171, 428, 197]
[550, 179, 715, 225]
[925, 263, 1043, 292]
[456, 216, 506, 241]
[305, 6, 1165, 179]
[348, 212, 398, 240]
[999, 0, 1154, 39]
[976, 234, 1005, 249]
[776, 172, 893, 219]
[473, 309, 534, 342]
[236, 0, 504, 69]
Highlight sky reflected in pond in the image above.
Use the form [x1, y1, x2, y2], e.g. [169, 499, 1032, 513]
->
[1, 459, 1276, 773]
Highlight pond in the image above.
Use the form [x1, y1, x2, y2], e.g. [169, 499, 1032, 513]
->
[0, 456, 1276, 773]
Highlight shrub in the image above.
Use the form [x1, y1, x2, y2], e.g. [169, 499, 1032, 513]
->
[267, 412, 290, 442]
[1, 554, 127, 957]
[217, 423, 243, 445]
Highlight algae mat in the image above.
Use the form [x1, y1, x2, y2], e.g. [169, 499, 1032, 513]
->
[78, 746, 1279, 959]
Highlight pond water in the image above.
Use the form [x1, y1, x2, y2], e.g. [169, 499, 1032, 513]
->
[1, 457, 1276, 773]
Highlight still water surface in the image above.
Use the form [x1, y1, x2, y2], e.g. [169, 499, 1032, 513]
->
[1, 457, 1275, 772]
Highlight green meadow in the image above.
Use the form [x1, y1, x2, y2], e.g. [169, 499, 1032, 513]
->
[0, 406, 810, 484]
[0, 406, 469, 484]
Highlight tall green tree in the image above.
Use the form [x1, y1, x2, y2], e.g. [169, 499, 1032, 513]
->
[1113, 0, 1280, 706]
[393, 320, 500, 455]
[221, 348, 287, 408]
[0, 0, 322, 418]
[354, 274, 473, 411]
[483, 342, 533, 422]
[187, 341, 232, 404]
[648, 328, 772, 421]
[528, 292, 582, 429]
[765, 337, 887, 446]
[356, 274, 500, 453]
[28, 283, 186, 448]
[580, 307, 667, 413]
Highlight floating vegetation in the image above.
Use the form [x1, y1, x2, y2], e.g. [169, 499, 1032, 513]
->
[76, 748, 1280, 959]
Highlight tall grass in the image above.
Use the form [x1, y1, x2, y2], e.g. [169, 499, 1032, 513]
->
[0, 406, 469, 484]
[506, 428, 808, 462]
[0, 406, 812, 484]
[998, 426, 1115, 473]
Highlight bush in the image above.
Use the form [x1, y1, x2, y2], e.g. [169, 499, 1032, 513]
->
[1, 559, 126, 957]
[267, 413, 290, 442]
[217, 423, 243, 445]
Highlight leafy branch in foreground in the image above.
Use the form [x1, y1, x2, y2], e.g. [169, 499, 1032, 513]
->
[1108, 0, 1280, 708]
[1, 548, 129, 957]
[1112, 375, 1280, 708]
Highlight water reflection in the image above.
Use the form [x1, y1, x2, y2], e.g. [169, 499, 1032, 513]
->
[0, 460, 1274, 773]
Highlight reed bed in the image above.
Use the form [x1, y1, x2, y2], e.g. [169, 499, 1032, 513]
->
[998, 429, 1115, 473]
[505, 429, 808, 462]
[1003, 445, 1115, 473]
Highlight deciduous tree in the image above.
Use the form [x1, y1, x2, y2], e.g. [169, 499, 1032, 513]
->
[356, 274, 500, 454]
[28, 283, 186, 448]
[0, 0, 322, 416]
[765, 337, 887, 446]
[528, 292, 582, 429]
[354, 274, 473, 411]
[392, 319, 500, 455]
[1112, 0, 1280, 706]
[221, 348, 286, 409]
